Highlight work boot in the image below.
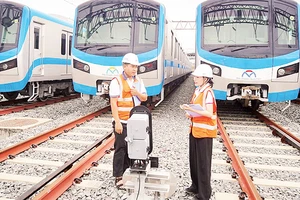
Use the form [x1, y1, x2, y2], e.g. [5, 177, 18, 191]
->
[185, 186, 198, 195]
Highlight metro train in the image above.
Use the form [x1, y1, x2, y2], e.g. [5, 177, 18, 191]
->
[196, 0, 300, 109]
[72, 0, 192, 105]
[0, 1, 73, 101]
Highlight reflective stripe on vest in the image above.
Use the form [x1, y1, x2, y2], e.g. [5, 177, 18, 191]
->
[118, 107, 132, 112]
[191, 86, 217, 138]
[114, 75, 140, 121]
[193, 122, 217, 130]
[118, 98, 132, 102]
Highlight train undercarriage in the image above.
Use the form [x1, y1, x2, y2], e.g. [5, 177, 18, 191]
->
[0, 80, 74, 102]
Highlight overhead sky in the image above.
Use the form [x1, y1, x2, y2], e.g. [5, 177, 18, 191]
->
[8, 0, 300, 53]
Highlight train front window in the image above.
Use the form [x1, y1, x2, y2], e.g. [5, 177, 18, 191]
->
[202, 1, 269, 46]
[274, 1, 298, 48]
[76, 3, 133, 47]
[136, 4, 158, 45]
[0, 4, 22, 52]
[75, 2, 159, 55]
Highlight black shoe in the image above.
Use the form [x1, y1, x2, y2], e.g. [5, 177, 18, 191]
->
[185, 187, 198, 195]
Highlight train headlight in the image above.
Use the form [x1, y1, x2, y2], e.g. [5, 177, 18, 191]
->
[278, 68, 285, 76]
[2, 64, 8, 70]
[277, 64, 299, 78]
[212, 67, 220, 75]
[201, 61, 221, 76]
[0, 59, 17, 72]
[73, 59, 90, 73]
[83, 64, 90, 72]
[139, 66, 146, 73]
[137, 61, 157, 74]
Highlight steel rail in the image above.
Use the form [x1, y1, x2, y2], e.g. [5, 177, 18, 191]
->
[16, 131, 113, 200]
[33, 135, 115, 200]
[0, 98, 29, 106]
[269, 125, 300, 150]
[253, 110, 300, 144]
[291, 99, 300, 104]
[0, 106, 110, 162]
[217, 117, 262, 200]
[0, 94, 79, 116]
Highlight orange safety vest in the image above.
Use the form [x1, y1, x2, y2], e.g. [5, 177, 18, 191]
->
[190, 85, 217, 138]
[114, 74, 141, 121]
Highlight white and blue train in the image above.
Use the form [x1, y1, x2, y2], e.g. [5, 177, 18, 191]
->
[72, 0, 192, 105]
[0, 1, 73, 101]
[196, 0, 300, 109]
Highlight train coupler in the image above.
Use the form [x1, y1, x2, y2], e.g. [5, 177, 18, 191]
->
[241, 86, 260, 100]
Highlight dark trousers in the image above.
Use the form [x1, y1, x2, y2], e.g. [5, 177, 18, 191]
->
[112, 122, 130, 177]
[189, 134, 213, 200]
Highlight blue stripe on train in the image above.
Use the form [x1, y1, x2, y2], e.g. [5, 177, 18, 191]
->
[0, 58, 71, 92]
[73, 81, 164, 97]
[197, 49, 299, 69]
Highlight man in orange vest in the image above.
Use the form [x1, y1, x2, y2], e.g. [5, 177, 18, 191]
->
[109, 53, 148, 189]
[180, 64, 217, 200]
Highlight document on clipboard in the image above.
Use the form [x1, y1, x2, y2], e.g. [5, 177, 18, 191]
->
[181, 104, 205, 117]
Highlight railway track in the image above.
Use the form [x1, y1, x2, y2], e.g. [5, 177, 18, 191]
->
[0, 94, 80, 116]
[292, 98, 300, 105]
[0, 76, 299, 199]
[217, 102, 300, 200]
[0, 97, 178, 199]
[0, 106, 114, 199]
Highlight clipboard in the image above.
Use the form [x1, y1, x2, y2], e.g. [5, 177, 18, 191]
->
[181, 104, 204, 117]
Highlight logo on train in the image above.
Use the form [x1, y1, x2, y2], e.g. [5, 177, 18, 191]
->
[106, 67, 119, 75]
[242, 70, 256, 78]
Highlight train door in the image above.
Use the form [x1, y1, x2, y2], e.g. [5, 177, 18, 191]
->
[271, 0, 298, 82]
[61, 31, 72, 75]
[31, 23, 44, 76]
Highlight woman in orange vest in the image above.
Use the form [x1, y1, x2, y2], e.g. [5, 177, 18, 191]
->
[109, 53, 148, 189]
[180, 64, 217, 200]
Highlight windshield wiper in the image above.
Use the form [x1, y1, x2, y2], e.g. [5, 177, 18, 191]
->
[231, 45, 267, 52]
[209, 46, 226, 52]
[77, 44, 101, 51]
[77, 44, 121, 51]
[209, 45, 238, 52]
[97, 45, 120, 51]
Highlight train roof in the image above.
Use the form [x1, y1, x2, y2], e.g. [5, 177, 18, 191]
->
[77, 0, 162, 10]
[0, 0, 73, 28]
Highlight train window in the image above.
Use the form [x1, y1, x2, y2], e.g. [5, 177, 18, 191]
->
[61, 33, 66, 55]
[202, 1, 269, 46]
[136, 4, 158, 45]
[171, 31, 174, 57]
[69, 35, 72, 56]
[34, 28, 39, 49]
[274, 1, 298, 48]
[0, 5, 21, 47]
[76, 3, 133, 45]
[175, 39, 178, 59]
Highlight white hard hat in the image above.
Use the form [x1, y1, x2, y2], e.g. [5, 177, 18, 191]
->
[122, 53, 139, 66]
[192, 64, 213, 78]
